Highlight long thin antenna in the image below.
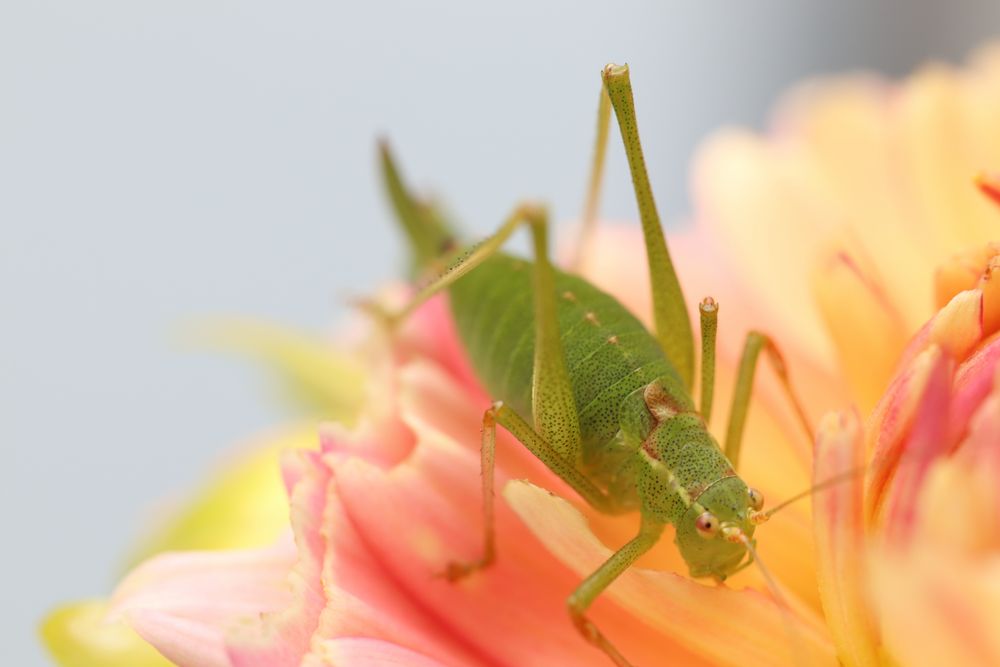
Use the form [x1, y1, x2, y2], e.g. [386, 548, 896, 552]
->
[751, 467, 865, 525]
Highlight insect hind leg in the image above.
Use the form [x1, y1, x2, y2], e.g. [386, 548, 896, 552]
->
[724, 331, 814, 470]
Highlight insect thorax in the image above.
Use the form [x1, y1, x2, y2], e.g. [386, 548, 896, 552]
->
[635, 412, 736, 525]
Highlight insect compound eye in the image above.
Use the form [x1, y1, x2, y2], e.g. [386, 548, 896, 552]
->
[748, 487, 764, 512]
[695, 511, 719, 539]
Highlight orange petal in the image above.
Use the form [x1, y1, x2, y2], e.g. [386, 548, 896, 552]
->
[933, 243, 999, 309]
[980, 255, 1000, 337]
[505, 481, 836, 667]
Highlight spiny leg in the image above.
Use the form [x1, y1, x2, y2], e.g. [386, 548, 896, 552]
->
[724, 331, 814, 470]
[571, 84, 611, 270]
[603, 63, 694, 390]
[699, 297, 719, 421]
[567, 518, 665, 667]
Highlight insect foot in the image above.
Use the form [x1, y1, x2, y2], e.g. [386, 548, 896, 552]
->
[439, 556, 494, 582]
[568, 604, 637, 667]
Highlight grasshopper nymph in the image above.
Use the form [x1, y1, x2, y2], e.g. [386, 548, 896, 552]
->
[377, 64, 818, 667]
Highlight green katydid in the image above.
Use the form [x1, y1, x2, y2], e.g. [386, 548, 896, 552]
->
[376, 63, 824, 667]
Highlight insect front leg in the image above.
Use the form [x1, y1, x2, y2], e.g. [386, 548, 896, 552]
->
[567, 517, 665, 667]
[724, 331, 814, 470]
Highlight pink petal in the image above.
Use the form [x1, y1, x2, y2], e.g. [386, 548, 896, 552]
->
[302, 637, 461, 667]
[397, 294, 483, 395]
[865, 345, 944, 522]
[108, 544, 297, 667]
[226, 450, 329, 666]
[948, 332, 1000, 445]
[812, 410, 880, 667]
[880, 348, 953, 545]
[326, 358, 713, 666]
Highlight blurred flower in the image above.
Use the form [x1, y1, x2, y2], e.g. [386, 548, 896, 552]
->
[813, 238, 1000, 667]
[41, 329, 366, 667]
[684, 44, 1000, 666]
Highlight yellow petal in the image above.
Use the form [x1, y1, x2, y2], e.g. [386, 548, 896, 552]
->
[813, 246, 908, 412]
[777, 76, 938, 331]
[933, 243, 998, 308]
[813, 411, 880, 667]
[871, 548, 1000, 667]
[693, 130, 838, 367]
[928, 289, 984, 360]
[126, 426, 315, 568]
[190, 321, 367, 423]
[40, 601, 171, 667]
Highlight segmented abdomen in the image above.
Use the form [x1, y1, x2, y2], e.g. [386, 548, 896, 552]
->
[449, 253, 682, 450]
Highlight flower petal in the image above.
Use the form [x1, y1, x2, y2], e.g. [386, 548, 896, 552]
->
[812, 410, 880, 667]
[948, 332, 1000, 445]
[879, 347, 952, 545]
[107, 544, 297, 667]
[866, 345, 943, 521]
[302, 637, 463, 667]
[870, 548, 1000, 667]
[504, 480, 836, 666]
[813, 246, 908, 411]
[225, 449, 330, 666]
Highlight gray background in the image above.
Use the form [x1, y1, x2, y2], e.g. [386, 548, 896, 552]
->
[3, 2, 999, 664]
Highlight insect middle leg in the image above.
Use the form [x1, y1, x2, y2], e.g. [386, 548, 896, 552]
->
[724, 331, 814, 470]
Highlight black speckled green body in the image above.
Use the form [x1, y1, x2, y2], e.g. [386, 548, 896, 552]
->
[450, 252, 683, 449]
[449, 252, 755, 576]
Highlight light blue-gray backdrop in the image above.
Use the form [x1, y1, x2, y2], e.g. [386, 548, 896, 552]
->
[4, 1, 999, 664]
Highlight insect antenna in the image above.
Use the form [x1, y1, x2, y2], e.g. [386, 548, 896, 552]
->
[750, 466, 865, 525]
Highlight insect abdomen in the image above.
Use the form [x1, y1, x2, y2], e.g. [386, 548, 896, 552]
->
[449, 253, 683, 451]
